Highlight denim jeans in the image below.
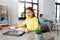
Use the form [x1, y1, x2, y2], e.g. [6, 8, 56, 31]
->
[42, 22, 52, 30]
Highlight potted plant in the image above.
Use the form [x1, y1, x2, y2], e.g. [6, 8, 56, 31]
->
[35, 28, 43, 40]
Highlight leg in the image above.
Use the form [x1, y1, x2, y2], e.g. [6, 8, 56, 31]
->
[44, 22, 52, 32]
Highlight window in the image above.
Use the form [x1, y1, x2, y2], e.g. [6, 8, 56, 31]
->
[55, 0, 60, 3]
[26, 0, 32, 2]
[18, 3, 24, 17]
[55, 0, 60, 18]
[18, 0, 39, 19]
[26, 3, 32, 8]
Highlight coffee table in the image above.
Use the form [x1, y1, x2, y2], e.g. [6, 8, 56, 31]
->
[3, 31, 54, 40]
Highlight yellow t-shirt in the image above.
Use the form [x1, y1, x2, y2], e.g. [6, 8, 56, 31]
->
[17, 17, 39, 31]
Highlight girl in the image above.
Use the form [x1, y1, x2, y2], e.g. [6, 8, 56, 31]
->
[10, 7, 39, 34]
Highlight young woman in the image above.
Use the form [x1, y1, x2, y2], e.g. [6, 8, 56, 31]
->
[12, 7, 39, 33]
[39, 14, 52, 32]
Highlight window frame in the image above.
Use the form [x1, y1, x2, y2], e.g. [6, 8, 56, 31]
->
[18, 0, 39, 20]
[55, 2, 60, 18]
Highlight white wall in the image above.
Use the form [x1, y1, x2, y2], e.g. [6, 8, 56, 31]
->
[0, 0, 55, 25]
[0, 0, 24, 25]
[39, 0, 55, 20]
[44, 0, 55, 20]
[39, 0, 44, 17]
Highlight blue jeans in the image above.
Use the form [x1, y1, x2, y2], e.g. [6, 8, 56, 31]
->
[42, 22, 52, 30]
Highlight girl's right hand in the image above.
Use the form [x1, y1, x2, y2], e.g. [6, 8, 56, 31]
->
[14, 26, 18, 29]
[15, 23, 18, 29]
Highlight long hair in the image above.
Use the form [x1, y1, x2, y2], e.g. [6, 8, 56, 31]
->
[26, 7, 35, 17]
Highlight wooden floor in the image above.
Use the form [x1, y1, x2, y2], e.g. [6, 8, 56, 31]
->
[0, 27, 34, 40]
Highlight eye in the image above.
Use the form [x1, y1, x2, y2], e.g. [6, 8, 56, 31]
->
[28, 12, 30, 13]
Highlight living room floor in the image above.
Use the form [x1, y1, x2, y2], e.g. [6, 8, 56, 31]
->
[44, 31, 60, 40]
[0, 27, 35, 40]
[0, 27, 60, 40]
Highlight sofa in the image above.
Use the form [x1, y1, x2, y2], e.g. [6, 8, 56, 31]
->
[39, 20, 53, 32]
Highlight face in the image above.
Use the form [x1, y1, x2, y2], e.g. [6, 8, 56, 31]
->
[41, 15, 44, 18]
[26, 9, 33, 18]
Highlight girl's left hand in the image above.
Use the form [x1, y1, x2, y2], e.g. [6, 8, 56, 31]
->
[24, 28, 28, 33]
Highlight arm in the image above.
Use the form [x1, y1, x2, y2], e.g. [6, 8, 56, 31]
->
[34, 18, 39, 30]
[18, 20, 26, 28]
[15, 19, 26, 28]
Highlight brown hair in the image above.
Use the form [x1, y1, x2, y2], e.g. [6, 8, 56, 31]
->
[40, 14, 43, 17]
[26, 7, 35, 17]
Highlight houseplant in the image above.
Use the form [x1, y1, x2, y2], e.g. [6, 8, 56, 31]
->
[35, 27, 43, 40]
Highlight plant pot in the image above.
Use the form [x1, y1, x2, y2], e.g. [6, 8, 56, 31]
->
[35, 34, 43, 40]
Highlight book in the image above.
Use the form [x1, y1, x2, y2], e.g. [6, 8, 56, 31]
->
[8, 26, 24, 34]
